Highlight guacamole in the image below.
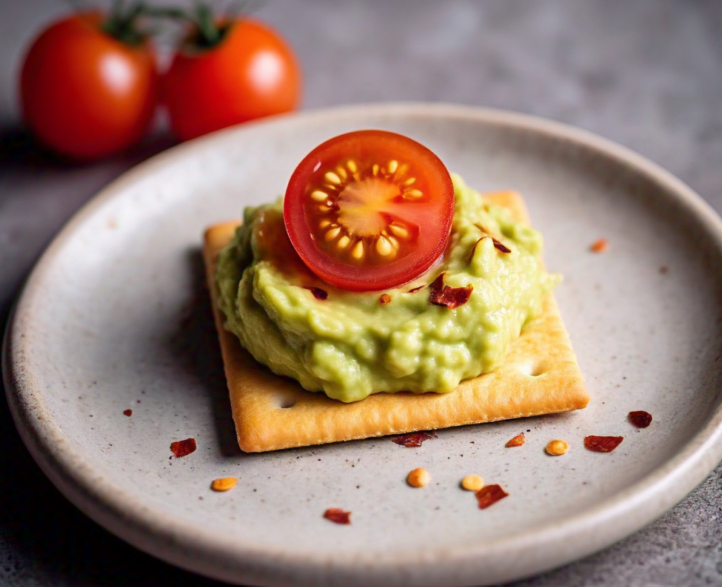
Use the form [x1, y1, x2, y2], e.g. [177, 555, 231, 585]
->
[216, 174, 559, 403]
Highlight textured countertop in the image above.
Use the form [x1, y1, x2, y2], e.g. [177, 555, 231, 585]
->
[1, 1, 722, 585]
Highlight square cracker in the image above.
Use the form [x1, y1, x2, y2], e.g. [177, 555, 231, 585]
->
[203, 191, 589, 452]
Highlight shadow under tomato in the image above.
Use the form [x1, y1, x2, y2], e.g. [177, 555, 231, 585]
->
[0, 126, 177, 171]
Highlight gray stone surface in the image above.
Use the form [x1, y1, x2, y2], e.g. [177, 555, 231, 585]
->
[1, 0, 721, 585]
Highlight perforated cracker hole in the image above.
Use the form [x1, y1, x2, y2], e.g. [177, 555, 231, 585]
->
[518, 361, 548, 377]
[277, 395, 297, 409]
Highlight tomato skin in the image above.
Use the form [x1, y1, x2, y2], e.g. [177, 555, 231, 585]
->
[284, 130, 454, 292]
[20, 12, 158, 160]
[163, 19, 301, 141]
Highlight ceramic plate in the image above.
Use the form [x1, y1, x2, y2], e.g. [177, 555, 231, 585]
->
[5, 104, 722, 586]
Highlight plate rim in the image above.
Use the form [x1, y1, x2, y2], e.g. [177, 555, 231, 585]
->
[4, 102, 722, 586]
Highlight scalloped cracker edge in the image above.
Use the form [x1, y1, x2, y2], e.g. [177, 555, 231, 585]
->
[202, 191, 589, 452]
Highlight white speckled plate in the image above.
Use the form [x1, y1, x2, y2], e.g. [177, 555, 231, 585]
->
[4, 104, 722, 587]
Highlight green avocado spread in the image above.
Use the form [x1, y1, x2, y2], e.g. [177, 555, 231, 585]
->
[216, 174, 560, 403]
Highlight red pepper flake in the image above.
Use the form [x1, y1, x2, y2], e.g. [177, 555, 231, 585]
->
[429, 273, 473, 309]
[379, 294, 392, 305]
[475, 484, 509, 509]
[323, 508, 351, 525]
[472, 224, 512, 254]
[170, 438, 197, 458]
[471, 237, 512, 258]
[628, 411, 653, 428]
[305, 287, 328, 301]
[590, 239, 609, 253]
[505, 433, 525, 447]
[584, 435, 623, 452]
[123, 409, 132, 417]
[491, 237, 511, 254]
[392, 431, 438, 448]
[407, 285, 425, 294]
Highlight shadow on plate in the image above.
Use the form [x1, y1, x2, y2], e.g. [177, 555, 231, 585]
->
[167, 247, 242, 458]
[0, 373, 233, 586]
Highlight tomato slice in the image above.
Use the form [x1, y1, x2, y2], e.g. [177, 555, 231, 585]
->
[283, 130, 454, 291]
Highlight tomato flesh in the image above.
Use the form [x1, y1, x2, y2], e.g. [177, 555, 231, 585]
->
[284, 130, 454, 291]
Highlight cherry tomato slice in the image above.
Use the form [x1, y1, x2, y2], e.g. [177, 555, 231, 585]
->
[283, 130, 454, 291]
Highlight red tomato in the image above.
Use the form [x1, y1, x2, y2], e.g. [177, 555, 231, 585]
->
[163, 18, 301, 141]
[20, 12, 158, 160]
[284, 130, 454, 292]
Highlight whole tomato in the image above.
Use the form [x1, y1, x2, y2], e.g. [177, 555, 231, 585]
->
[163, 18, 301, 141]
[20, 11, 158, 160]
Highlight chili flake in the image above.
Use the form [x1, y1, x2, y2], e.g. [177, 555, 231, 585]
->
[491, 237, 511, 253]
[323, 508, 351, 525]
[429, 273, 473, 309]
[170, 437, 197, 458]
[305, 287, 328, 301]
[472, 224, 512, 254]
[407, 285, 425, 294]
[590, 239, 609, 253]
[392, 431, 437, 448]
[379, 294, 392, 305]
[505, 433, 525, 447]
[475, 484, 509, 509]
[628, 411, 653, 428]
[123, 409, 132, 417]
[584, 435, 623, 452]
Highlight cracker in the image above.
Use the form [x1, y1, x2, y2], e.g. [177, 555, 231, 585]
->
[202, 191, 589, 452]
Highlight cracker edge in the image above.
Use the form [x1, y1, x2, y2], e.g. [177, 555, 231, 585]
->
[202, 192, 589, 452]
